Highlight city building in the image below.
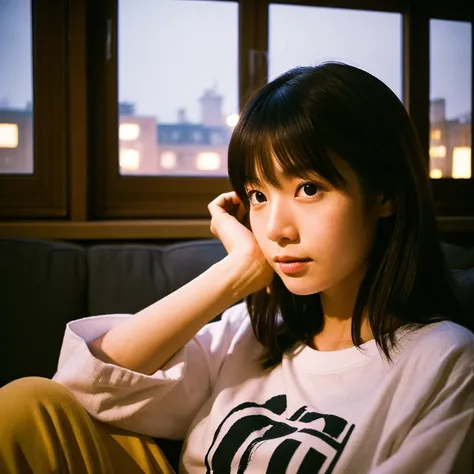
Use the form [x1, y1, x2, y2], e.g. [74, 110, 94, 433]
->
[119, 88, 233, 176]
[430, 98, 471, 179]
[0, 107, 33, 174]
[119, 103, 158, 175]
[1, 96, 470, 179]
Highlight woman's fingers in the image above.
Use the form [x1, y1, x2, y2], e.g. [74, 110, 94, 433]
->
[207, 192, 274, 292]
[208, 192, 252, 251]
[208, 191, 240, 215]
[208, 191, 247, 222]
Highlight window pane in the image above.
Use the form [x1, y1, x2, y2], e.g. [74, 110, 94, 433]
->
[430, 20, 471, 180]
[0, 0, 33, 174]
[269, 5, 402, 100]
[118, 0, 238, 176]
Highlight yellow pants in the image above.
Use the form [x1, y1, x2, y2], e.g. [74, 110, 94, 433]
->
[0, 377, 176, 473]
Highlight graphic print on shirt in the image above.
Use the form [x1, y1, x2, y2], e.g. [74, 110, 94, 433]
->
[204, 394, 355, 474]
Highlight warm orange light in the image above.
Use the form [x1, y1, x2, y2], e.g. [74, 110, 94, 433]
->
[226, 114, 239, 128]
[196, 152, 221, 171]
[430, 129, 441, 142]
[119, 123, 140, 141]
[0, 123, 19, 148]
[430, 168, 443, 179]
[119, 148, 140, 170]
[161, 151, 177, 169]
[452, 147, 471, 179]
[429, 145, 446, 159]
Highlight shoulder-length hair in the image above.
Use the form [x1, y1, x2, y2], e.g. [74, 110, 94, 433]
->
[227, 61, 463, 369]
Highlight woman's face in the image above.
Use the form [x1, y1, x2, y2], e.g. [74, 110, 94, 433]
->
[246, 155, 391, 300]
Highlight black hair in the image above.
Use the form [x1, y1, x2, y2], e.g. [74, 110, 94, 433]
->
[227, 61, 464, 368]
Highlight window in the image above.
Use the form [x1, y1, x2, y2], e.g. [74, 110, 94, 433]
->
[269, 4, 402, 100]
[430, 19, 471, 180]
[0, 0, 33, 174]
[0, 0, 472, 236]
[428, 14, 473, 216]
[0, 0, 68, 218]
[87, 0, 242, 219]
[118, 0, 238, 177]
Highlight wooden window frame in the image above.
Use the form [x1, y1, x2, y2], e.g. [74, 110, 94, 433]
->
[422, 5, 474, 216]
[89, 0, 473, 220]
[0, 0, 68, 219]
[87, 0, 267, 219]
[0, 0, 471, 234]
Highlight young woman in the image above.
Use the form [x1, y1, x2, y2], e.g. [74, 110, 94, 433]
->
[0, 62, 472, 474]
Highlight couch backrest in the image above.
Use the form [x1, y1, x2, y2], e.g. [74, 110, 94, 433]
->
[0, 238, 227, 386]
[1, 237, 472, 386]
[86, 239, 227, 315]
[0, 238, 88, 385]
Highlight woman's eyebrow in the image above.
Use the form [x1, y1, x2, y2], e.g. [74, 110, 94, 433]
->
[245, 170, 323, 189]
[245, 176, 263, 187]
[283, 169, 322, 181]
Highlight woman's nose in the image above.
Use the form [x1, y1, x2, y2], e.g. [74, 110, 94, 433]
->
[265, 202, 299, 243]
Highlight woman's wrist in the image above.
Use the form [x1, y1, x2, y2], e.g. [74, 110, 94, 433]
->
[217, 252, 268, 302]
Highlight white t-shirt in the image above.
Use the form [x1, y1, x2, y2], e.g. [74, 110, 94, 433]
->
[53, 303, 474, 474]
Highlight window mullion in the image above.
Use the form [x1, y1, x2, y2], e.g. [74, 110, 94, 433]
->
[239, 0, 269, 110]
[403, 5, 430, 162]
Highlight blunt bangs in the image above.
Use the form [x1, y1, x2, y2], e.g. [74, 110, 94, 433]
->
[228, 69, 347, 204]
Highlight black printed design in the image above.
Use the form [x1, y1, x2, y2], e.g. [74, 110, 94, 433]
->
[205, 395, 354, 474]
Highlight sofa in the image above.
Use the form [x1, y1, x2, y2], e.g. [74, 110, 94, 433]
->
[1, 236, 473, 468]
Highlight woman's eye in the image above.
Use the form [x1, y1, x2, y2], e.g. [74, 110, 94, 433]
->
[248, 190, 267, 204]
[297, 182, 320, 197]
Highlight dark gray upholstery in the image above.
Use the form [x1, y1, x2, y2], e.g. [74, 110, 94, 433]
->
[161, 240, 228, 294]
[442, 242, 474, 270]
[87, 240, 228, 316]
[87, 245, 170, 315]
[453, 269, 474, 318]
[0, 238, 228, 387]
[0, 238, 87, 386]
[1, 237, 473, 388]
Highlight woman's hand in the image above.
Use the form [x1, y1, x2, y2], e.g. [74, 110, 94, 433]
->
[208, 192, 274, 294]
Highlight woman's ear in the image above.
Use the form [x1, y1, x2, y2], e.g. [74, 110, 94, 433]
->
[377, 193, 396, 218]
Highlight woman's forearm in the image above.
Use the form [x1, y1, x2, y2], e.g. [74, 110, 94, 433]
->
[88, 253, 258, 375]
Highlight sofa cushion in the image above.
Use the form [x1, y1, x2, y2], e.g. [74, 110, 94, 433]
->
[161, 240, 228, 294]
[87, 244, 169, 315]
[452, 268, 474, 329]
[87, 239, 228, 317]
[0, 238, 87, 385]
[441, 242, 474, 270]
[441, 242, 474, 330]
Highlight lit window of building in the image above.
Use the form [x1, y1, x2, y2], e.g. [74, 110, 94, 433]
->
[0, 123, 19, 148]
[196, 152, 221, 171]
[119, 123, 140, 141]
[226, 113, 239, 128]
[429, 145, 446, 159]
[430, 168, 443, 179]
[430, 129, 441, 142]
[119, 148, 140, 171]
[161, 151, 177, 170]
[452, 147, 471, 179]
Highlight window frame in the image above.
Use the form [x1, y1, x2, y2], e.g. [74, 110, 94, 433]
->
[90, 0, 473, 219]
[0, 0, 68, 218]
[0, 0, 471, 230]
[424, 6, 474, 216]
[87, 0, 263, 219]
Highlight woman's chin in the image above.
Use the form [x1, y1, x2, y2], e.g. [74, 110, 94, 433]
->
[281, 279, 325, 296]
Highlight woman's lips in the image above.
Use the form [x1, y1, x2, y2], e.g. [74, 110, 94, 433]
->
[277, 259, 311, 275]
